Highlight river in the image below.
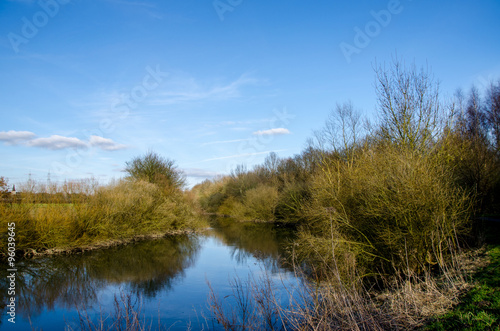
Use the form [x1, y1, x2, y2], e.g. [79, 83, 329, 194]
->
[0, 218, 300, 330]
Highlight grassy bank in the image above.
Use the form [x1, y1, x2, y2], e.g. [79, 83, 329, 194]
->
[425, 220, 500, 330]
[0, 153, 207, 258]
[0, 179, 205, 258]
[205, 222, 499, 330]
[426, 246, 500, 330]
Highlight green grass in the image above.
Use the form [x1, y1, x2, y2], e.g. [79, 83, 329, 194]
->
[425, 244, 500, 330]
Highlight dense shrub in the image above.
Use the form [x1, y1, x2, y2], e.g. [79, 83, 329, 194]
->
[274, 181, 310, 222]
[194, 61, 498, 281]
[297, 144, 472, 277]
[124, 151, 186, 189]
[243, 184, 279, 221]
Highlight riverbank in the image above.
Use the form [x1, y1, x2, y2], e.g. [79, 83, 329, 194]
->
[206, 239, 499, 330]
[422, 220, 500, 329]
[8, 228, 201, 259]
[0, 178, 207, 260]
[424, 244, 500, 330]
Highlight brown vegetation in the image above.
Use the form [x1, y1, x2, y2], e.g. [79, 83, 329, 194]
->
[0, 152, 205, 258]
[198, 60, 500, 329]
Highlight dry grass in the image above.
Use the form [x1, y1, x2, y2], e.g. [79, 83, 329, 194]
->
[0, 178, 205, 257]
[207, 273, 288, 331]
[207, 247, 489, 331]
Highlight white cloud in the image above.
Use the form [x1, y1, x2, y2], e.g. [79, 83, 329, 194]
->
[252, 128, 291, 136]
[89, 135, 128, 151]
[27, 135, 88, 150]
[183, 168, 219, 178]
[0, 130, 36, 145]
[1, 130, 127, 152]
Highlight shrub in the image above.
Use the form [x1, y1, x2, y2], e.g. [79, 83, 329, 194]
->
[193, 178, 227, 213]
[124, 151, 186, 189]
[0, 178, 203, 255]
[217, 196, 247, 219]
[299, 144, 472, 277]
[274, 181, 310, 223]
[243, 184, 279, 221]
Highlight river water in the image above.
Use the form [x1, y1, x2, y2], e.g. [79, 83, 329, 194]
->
[0, 218, 299, 330]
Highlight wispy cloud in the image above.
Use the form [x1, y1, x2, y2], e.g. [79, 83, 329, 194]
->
[201, 138, 251, 146]
[252, 128, 291, 136]
[0, 130, 36, 145]
[182, 168, 219, 178]
[203, 118, 271, 130]
[149, 74, 259, 106]
[201, 149, 287, 162]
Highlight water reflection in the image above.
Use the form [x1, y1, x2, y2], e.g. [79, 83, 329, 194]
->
[0, 218, 296, 330]
[0, 234, 201, 322]
[209, 217, 296, 273]
[85, 235, 200, 298]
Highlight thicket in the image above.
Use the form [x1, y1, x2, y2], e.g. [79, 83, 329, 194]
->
[193, 60, 500, 278]
[202, 61, 500, 330]
[0, 152, 203, 256]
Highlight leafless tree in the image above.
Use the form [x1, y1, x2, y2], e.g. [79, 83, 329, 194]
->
[485, 80, 500, 151]
[375, 59, 440, 151]
[313, 101, 363, 166]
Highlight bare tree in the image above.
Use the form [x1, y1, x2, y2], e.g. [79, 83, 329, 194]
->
[0, 177, 9, 199]
[263, 152, 280, 176]
[230, 164, 247, 179]
[313, 101, 362, 165]
[485, 80, 500, 151]
[464, 86, 488, 139]
[375, 59, 440, 151]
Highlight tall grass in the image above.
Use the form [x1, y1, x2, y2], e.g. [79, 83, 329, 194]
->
[0, 178, 205, 257]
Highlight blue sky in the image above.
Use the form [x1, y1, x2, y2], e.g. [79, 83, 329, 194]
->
[1, 0, 499, 188]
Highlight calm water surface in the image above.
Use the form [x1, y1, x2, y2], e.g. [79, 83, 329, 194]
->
[0, 219, 299, 330]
